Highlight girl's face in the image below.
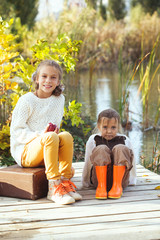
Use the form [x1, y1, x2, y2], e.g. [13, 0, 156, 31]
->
[36, 65, 59, 98]
[98, 117, 119, 140]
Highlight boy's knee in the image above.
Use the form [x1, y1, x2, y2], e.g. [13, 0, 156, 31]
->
[112, 144, 133, 169]
[90, 145, 111, 165]
[112, 144, 128, 153]
[92, 145, 111, 155]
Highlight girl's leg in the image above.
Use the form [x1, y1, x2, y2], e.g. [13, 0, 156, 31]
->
[58, 131, 82, 201]
[21, 132, 61, 180]
[22, 131, 74, 180]
[58, 131, 73, 179]
[22, 132, 75, 204]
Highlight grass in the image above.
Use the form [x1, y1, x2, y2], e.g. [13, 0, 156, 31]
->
[141, 132, 160, 174]
[138, 35, 160, 128]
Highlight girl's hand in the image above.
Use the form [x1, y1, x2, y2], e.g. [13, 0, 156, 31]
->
[44, 124, 59, 134]
[54, 126, 59, 134]
[44, 124, 50, 133]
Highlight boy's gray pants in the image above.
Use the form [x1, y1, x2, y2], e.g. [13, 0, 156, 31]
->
[90, 144, 133, 191]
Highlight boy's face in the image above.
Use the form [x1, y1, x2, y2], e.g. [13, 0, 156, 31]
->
[98, 117, 119, 140]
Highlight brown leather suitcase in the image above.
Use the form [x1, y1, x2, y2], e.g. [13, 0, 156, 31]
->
[0, 165, 48, 200]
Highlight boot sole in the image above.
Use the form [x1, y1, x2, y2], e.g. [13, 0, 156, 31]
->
[96, 197, 107, 199]
[108, 193, 122, 199]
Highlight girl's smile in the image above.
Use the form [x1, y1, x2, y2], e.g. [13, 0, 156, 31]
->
[98, 117, 118, 140]
[36, 65, 60, 98]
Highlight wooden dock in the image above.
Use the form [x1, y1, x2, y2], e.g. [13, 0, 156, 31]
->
[0, 162, 160, 240]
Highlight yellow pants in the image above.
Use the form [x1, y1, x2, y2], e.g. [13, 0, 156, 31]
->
[21, 131, 73, 180]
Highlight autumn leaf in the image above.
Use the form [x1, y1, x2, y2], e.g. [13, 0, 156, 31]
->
[11, 82, 18, 90]
[154, 186, 160, 190]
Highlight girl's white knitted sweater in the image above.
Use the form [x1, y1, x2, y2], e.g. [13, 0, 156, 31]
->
[82, 133, 137, 188]
[10, 92, 65, 166]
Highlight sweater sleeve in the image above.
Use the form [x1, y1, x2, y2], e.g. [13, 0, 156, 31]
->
[125, 136, 137, 185]
[82, 135, 96, 188]
[59, 95, 65, 128]
[10, 96, 40, 145]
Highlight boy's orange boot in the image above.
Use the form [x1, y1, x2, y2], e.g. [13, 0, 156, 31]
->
[95, 166, 107, 199]
[108, 165, 125, 199]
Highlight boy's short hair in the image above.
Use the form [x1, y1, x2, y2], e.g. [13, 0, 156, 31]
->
[97, 108, 121, 132]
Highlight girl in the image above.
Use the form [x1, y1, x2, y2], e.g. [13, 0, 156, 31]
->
[82, 108, 136, 199]
[10, 59, 82, 205]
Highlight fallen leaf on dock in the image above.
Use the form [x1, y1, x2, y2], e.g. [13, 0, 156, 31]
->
[155, 186, 160, 190]
[142, 175, 149, 177]
[146, 179, 151, 182]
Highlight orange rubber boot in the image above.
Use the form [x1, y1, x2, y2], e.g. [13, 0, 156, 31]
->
[95, 166, 107, 199]
[108, 165, 125, 199]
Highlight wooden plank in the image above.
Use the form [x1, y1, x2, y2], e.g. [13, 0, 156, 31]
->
[0, 207, 160, 232]
[0, 194, 160, 215]
[1, 199, 160, 224]
[0, 219, 160, 240]
[0, 193, 159, 214]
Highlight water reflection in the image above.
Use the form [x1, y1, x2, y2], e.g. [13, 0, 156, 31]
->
[96, 78, 111, 114]
[64, 69, 159, 165]
[128, 83, 142, 123]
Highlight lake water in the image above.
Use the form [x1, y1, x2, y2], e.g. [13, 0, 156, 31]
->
[64, 68, 160, 166]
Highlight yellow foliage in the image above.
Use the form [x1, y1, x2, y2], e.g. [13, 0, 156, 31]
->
[0, 124, 10, 150]
[3, 63, 13, 72]
[0, 18, 21, 155]
[155, 186, 160, 190]
[10, 92, 20, 109]
[11, 82, 18, 90]
[0, 18, 19, 108]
